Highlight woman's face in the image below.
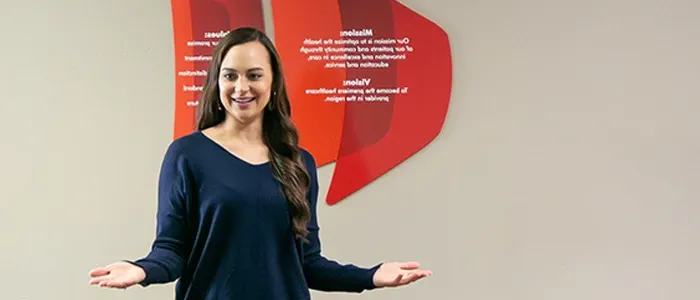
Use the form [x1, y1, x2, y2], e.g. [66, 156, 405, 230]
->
[218, 41, 273, 125]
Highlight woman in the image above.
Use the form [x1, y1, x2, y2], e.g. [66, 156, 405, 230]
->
[88, 27, 431, 299]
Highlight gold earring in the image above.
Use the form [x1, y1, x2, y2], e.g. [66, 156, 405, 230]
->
[268, 92, 276, 110]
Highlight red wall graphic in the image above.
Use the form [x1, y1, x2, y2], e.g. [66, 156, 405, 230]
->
[171, 0, 265, 139]
[171, 0, 452, 205]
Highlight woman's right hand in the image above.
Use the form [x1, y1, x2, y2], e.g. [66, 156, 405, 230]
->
[88, 261, 146, 289]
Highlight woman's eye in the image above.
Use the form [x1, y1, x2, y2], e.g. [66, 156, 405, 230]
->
[249, 74, 262, 80]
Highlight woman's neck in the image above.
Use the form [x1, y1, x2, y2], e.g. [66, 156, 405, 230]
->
[217, 117, 264, 145]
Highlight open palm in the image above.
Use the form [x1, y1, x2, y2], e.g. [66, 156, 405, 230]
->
[372, 261, 432, 288]
[88, 261, 145, 289]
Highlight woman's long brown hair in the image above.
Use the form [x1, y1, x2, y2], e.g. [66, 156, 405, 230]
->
[195, 27, 311, 240]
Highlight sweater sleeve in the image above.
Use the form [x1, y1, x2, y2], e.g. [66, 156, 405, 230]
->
[129, 141, 195, 286]
[300, 150, 382, 293]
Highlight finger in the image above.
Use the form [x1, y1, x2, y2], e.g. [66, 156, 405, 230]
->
[89, 274, 111, 285]
[413, 270, 433, 277]
[105, 280, 130, 289]
[100, 279, 127, 289]
[400, 271, 432, 285]
[399, 272, 422, 284]
[398, 261, 421, 270]
[101, 280, 115, 288]
[89, 267, 110, 277]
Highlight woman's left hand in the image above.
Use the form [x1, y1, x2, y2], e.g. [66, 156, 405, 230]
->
[372, 261, 432, 288]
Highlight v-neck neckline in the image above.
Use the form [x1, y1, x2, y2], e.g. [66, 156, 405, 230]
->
[196, 131, 271, 168]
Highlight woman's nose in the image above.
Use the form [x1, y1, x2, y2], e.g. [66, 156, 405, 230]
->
[234, 78, 250, 93]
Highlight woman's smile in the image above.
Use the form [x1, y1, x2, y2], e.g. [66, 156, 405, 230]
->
[232, 96, 255, 109]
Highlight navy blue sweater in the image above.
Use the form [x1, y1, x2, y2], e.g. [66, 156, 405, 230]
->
[130, 131, 380, 299]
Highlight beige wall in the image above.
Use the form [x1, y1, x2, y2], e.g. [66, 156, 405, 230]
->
[2, 0, 699, 299]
